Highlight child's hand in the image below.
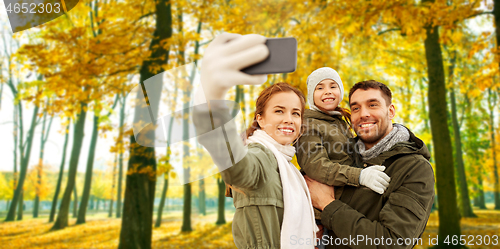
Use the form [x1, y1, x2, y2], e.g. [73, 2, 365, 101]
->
[359, 165, 391, 194]
[200, 33, 269, 101]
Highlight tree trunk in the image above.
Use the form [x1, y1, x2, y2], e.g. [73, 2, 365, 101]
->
[155, 174, 169, 228]
[12, 105, 18, 213]
[155, 116, 174, 228]
[52, 103, 87, 230]
[118, 0, 172, 247]
[109, 154, 118, 218]
[176, 8, 194, 233]
[33, 190, 40, 218]
[77, 114, 100, 224]
[216, 177, 226, 225]
[424, 24, 461, 243]
[5, 104, 40, 221]
[180, 17, 203, 232]
[181, 106, 192, 232]
[33, 117, 46, 219]
[73, 185, 78, 218]
[198, 179, 206, 216]
[34, 109, 53, 218]
[50, 119, 71, 222]
[474, 174, 487, 209]
[108, 196, 114, 218]
[7, 41, 19, 220]
[116, 95, 126, 218]
[447, 49, 475, 217]
[450, 89, 475, 217]
[492, 0, 500, 212]
[181, 86, 193, 231]
[487, 89, 500, 209]
[216, 85, 242, 225]
[17, 191, 23, 220]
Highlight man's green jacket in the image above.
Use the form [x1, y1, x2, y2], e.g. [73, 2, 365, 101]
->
[321, 125, 435, 249]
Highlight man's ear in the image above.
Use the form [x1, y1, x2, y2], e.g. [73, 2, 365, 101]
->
[388, 104, 396, 120]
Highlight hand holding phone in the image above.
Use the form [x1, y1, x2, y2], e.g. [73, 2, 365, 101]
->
[241, 37, 297, 75]
[199, 34, 297, 102]
[200, 33, 269, 101]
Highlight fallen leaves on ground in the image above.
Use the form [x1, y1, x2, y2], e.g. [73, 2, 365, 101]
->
[1, 209, 500, 248]
[0, 212, 236, 249]
[415, 209, 500, 249]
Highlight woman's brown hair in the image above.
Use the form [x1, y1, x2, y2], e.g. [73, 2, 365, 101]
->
[226, 82, 306, 197]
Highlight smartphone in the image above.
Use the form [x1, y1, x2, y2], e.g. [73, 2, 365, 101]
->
[241, 37, 297, 75]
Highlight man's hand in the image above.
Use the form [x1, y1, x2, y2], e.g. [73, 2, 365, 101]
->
[304, 175, 335, 211]
[200, 33, 269, 101]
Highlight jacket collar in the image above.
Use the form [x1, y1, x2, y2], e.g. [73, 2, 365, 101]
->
[304, 109, 342, 122]
[353, 124, 431, 166]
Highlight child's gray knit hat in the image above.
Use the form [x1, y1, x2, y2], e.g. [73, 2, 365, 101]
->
[306, 67, 344, 110]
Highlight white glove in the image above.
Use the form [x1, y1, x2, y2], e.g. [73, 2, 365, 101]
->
[200, 33, 269, 101]
[359, 165, 391, 194]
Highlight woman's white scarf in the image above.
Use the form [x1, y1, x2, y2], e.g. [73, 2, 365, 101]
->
[247, 130, 318, 249]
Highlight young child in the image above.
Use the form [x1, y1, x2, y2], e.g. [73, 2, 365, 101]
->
[296, 67, 390, 248]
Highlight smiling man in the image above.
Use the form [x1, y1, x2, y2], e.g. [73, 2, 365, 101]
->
[349, 82, 395, 150]
[305, 80, 435, 249]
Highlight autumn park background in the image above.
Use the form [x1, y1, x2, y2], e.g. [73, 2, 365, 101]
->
[0, 0, 499, 248]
